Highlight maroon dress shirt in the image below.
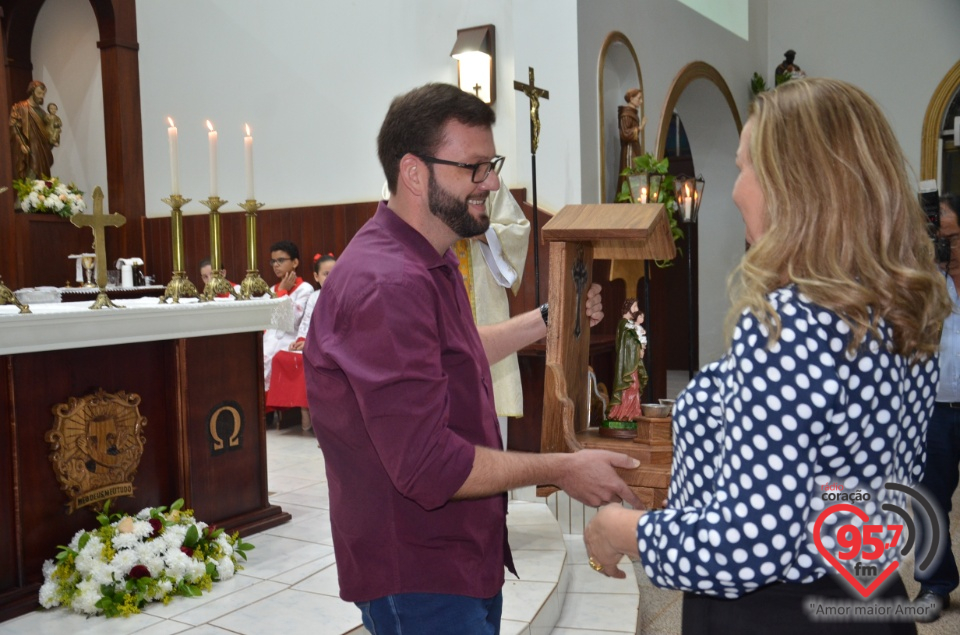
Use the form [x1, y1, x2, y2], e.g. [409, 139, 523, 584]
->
[304, 202, 513, 602]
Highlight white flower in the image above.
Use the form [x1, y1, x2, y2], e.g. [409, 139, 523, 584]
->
[215, 556, 235, 580]
[38, 579, 60, 608]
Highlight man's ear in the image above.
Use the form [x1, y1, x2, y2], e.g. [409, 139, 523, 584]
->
[397, 153, 426, 197]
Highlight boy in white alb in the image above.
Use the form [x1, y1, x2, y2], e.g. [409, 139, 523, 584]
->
[262, 240, 313, 391]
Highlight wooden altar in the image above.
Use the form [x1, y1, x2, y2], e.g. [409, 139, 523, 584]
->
[540, 203, 677, 506]
[0, 299, 291, 621]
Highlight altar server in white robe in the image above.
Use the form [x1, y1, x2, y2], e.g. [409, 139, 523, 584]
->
[262, 240, 314, 391]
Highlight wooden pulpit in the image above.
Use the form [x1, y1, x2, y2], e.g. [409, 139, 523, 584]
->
[540, 203, 676, 506]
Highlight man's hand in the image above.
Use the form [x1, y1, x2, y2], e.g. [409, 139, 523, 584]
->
[585, 283, 604, 327]
[555, 449, 642, 508]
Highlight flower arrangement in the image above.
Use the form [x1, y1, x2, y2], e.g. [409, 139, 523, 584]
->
[39, 498, 254, 617]
[12, 177, 86, 217]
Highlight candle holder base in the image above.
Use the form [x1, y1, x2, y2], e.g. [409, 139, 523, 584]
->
[0, 280, 30, 314]
[89, 288, 124, 310]
[159, 272, 201, 304]
[202, 272, 239, 301]
[239, 271, 275, 300]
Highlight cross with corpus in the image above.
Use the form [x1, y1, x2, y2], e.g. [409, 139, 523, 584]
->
[513, 66, 550, 155]
[71, 186, 125, 289]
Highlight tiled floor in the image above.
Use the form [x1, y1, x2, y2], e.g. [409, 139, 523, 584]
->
[0, 426, 638, 635]
[4, 416, 959, 635]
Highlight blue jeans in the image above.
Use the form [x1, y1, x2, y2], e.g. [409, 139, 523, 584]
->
[915, 403, 960, 595]
[356, 591, 503, 635]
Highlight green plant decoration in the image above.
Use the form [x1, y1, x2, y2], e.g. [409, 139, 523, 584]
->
[616, 152, 684, 266]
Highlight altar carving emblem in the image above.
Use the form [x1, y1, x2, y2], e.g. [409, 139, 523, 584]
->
[45, 389, 147, 513]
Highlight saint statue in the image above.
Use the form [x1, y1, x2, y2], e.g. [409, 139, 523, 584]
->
[46, 103, 62, 147]
[605, 298, 648, 424]
[775, 50, 806, 86]
[9, 80, 56, 181]
[617, 88, 646, 199]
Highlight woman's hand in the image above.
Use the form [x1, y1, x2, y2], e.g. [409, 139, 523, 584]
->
[583, 504, 645, 578]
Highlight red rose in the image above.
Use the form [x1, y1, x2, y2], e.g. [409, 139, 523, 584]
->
[180, 546, 194, 557]
[128, 565, 151, 579]
[148, 518, 162, 537]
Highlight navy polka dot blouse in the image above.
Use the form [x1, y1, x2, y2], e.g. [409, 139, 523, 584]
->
[637, 286, 938, 598]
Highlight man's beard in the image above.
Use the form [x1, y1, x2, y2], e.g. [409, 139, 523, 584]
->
[427, 170, 490, 238]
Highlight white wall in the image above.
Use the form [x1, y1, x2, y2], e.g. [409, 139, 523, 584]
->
[136, 0, 521, 216]
[766, 0, 960, 176]
[31, 0, 107, 211]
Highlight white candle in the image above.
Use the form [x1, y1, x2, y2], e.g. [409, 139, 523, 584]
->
[639, 187, 647, 205]
[207, 120, 218, 198]
[167, 117, 180, 195]
[244, 124, 255, 201]
[683, 184, 692, 220]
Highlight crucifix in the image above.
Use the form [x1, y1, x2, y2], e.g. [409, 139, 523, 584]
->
[513, 66, 550, 305]
[71, 186, 126, 309]
[472, 82, 482, 97]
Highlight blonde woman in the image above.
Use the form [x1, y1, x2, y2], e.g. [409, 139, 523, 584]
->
[584, 78, 951, 634]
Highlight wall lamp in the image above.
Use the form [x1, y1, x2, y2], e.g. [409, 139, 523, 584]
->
[451, 24, 496, 104]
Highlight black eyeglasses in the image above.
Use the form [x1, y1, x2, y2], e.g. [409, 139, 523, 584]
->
[414, 154, 505, 183]
[270, 257, 291, 266]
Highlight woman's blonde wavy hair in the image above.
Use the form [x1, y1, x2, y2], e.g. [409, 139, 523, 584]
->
[726, 78, 950, 359]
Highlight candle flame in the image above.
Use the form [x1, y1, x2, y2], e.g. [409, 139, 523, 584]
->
[245, 123, 251, 136]
[206, 120, 215, 132]
[684, 183, 691, 197]
[167, 117, 175, 127]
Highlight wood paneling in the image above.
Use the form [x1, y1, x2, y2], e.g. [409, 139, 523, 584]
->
[0, 332, 289, 622]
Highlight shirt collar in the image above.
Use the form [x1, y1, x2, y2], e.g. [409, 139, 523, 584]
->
[374, 201, 459, 271]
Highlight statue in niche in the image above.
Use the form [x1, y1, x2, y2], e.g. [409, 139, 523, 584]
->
[9, 80, 56, 180]
[603, 298, 648, 431]
[775, 50, 806, 86]
[46, 103, 62, 147]
[617, 88, 646, 199]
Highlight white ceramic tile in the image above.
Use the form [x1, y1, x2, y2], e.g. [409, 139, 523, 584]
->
[499, 618, 531, 635]
[261, 507, 332, 543]
[142, 574, 262, 619]
[551, 629, 636, 635]
[528, 588, 561, 635]
[236, 534, 334, 579]
[511, 485, 539, 502]
[547, 491, 558, 518]
[270, 552, 336, 586]
[564, 535, 590, 564]
[555, 591, 639, 633]
[291, 561, 342, 597]
[162, 624, 242, 634]
[500, 579, 557, 623]
[570, 496, 585, 534]
[507, 500, 555, 525]
[269, 482, 330, 509]
[0, 608, 161, 635]
[130, 620, 193, 635]
[567, 563, 639, 595]
[211, 589, 361, 635]
[558, 490, 571, 533]
[167, 580, 287, 626]
[509, 523, 564, 551]
[509, 548, 566, 583]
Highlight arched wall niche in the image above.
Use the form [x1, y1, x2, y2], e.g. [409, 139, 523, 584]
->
[920, 59, 960, 182]
[654, 61, 741, 159]
[0, 0, 143, 288]
[655, 61, 744, 366]
[597, 31, 643, 204]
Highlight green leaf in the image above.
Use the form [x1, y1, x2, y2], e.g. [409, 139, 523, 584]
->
[77, 533, 90, 551]
[184, 525, 199, 549]
[171, 498, 185, 511]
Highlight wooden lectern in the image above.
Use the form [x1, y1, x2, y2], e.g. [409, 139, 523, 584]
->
[540, 203, 676, 506]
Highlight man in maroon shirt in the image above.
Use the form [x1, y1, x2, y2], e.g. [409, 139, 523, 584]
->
[304, 83, 640, 635]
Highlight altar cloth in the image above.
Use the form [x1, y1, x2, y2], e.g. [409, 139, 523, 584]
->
[0, 295, 292, 355]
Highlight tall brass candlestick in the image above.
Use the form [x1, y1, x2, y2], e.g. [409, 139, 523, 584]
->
[159, 194, 201, 304]
[199, 196, 238, 301]
[238, 199, 274, 300]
